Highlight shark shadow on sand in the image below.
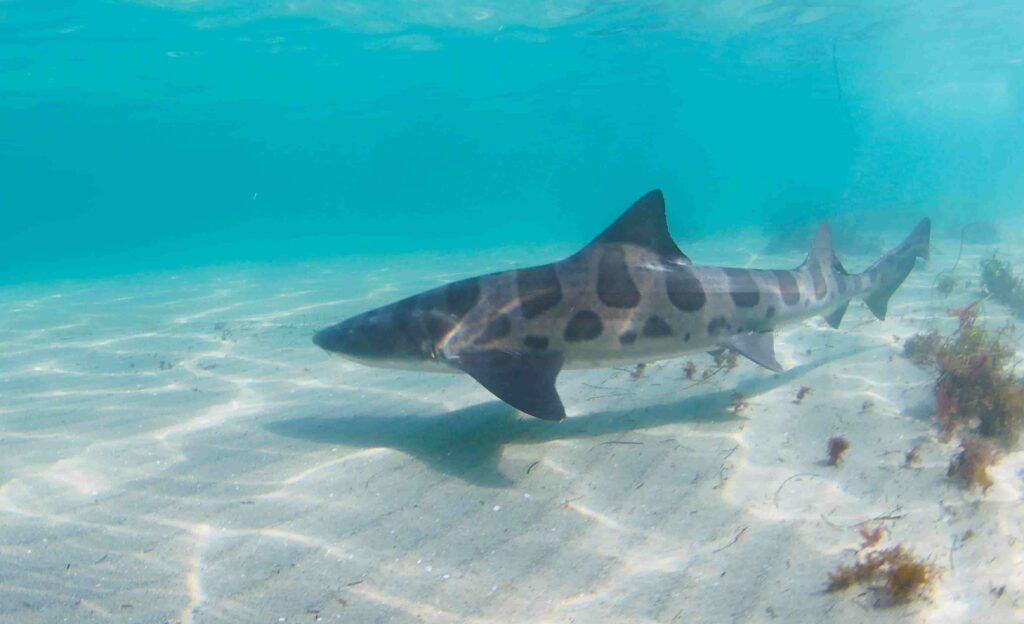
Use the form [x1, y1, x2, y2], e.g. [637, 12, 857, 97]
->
[267, 345, 871, 487]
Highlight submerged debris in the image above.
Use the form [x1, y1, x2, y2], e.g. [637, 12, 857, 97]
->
[713, 349, 740, 372]
[935, 274, 957, 296]
[826, 436, 850, 466]
[826, 544, 941, 604]
[630, 363, 647, 380]
[947, 436, 1000, 492]
[682, 352, 741, 388]
[904, 444, 922, 468]
[729, 392, 749, 413]
[794, 386, 812, 403]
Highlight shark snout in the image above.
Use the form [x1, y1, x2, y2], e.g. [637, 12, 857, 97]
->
[315, 295, 457, 370]
[313, 311, 423, 363]
[312, 322, 352, 354]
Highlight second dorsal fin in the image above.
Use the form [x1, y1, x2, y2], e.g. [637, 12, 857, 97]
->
[584, 190, 690, 264]
[803, 221, 834, 266]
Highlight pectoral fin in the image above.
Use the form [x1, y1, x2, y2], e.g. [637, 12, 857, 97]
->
[720, 332, 784, 373]
[449, 350, 566, 421]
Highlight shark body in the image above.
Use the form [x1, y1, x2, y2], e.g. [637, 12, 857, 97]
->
[314, 190, 930, 421]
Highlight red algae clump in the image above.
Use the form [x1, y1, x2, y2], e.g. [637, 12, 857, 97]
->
[826, 436, 850, 466]
[902, 300, 1024, 445]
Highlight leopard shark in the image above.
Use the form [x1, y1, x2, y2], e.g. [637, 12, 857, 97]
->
[313, 190, 929, 421]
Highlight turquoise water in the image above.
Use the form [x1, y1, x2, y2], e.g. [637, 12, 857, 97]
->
[3, 3, 1024, 623]
[4, 1, 1022, 283]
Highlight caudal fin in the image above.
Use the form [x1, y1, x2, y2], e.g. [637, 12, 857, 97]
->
[862, 218, 931, 320]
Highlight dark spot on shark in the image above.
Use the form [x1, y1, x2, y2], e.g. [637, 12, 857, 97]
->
[474, 314, 511, 344]
[810, 262, 827, 299]
[642, 316, 672, 338]
[708, 316, 729, 336]
[725, 269, 759, 307]
[666, 266, 706, 312]
[564, 310, 603, 342]
[445, 278, 480, 318]
[773, 270, 801, 306]
[618, 330, 638, 345]
[517, 265, 562, 319]
[765, 305, 776, 319]
[523, 334, 549, 350]
[597, 247, 640, 308]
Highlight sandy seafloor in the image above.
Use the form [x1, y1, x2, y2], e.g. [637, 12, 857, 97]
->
[1, 231, 1023, 624]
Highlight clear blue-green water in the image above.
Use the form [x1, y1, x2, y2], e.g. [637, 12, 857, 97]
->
[3, 3, 1024, 624]
[3, 1, 1022, 283]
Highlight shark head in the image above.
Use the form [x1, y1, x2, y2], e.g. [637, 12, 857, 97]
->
[313, 298, 444, 370]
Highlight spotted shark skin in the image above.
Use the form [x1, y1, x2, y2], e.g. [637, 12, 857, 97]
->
[314, 190, 930, 421]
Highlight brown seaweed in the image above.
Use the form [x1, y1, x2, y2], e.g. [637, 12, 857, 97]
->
[827, 544, 941, 603]
[947, 436, 1000, 492]
[714, 349, 739, 371]
[903, 301, 1024, 445]
[826, 436, 850, 466]
[980, 255, 1024, 316]
[859, 525, 884, 549]
[902, 330, 942, 366]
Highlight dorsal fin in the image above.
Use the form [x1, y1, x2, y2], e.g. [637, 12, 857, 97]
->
[803, 221, 834, 266]
[585, 190, 690, 264]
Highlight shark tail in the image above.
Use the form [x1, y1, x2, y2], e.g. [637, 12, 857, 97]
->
[861, 218, 931, 320]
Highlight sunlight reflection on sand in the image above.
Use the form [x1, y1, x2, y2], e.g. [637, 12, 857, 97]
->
[1, 241, 1022, 623]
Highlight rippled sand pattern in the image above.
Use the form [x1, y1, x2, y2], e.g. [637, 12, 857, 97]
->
[1, 239, 1021, 623]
